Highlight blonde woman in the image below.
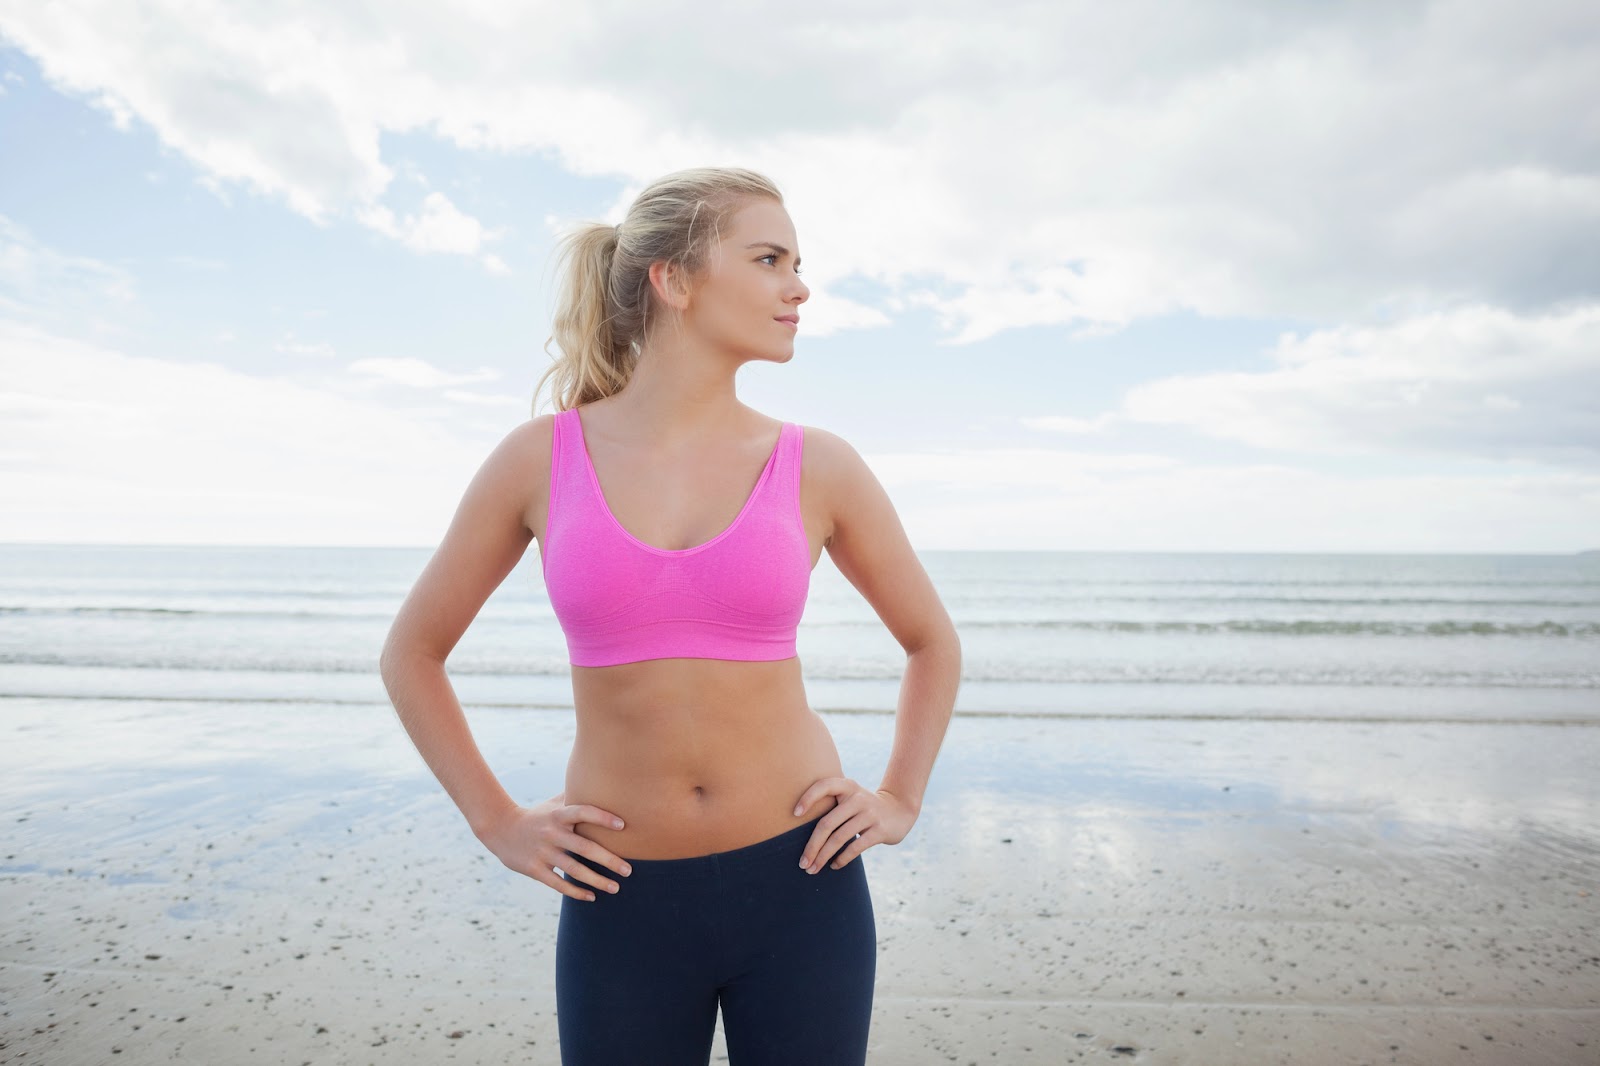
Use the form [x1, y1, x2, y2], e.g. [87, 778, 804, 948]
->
[380, 166, 960, 1065]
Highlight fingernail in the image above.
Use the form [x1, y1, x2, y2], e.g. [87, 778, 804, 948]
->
[613, 820, 624, 829]
[621, 864, 632, 876]
[794, 805, 803, 816]
[798, 856, 808, 868]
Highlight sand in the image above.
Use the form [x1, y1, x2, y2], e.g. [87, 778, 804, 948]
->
[2, 695, 1597, 1064]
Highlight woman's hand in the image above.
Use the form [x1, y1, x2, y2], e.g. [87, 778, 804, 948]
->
[793, 779, 918, 874]
[475, 794, 632, 902]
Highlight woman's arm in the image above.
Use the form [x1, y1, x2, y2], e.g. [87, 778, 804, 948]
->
[380, 656, 522, 837]
[379, 417, 549, 838]
[809, 426, 962, 813]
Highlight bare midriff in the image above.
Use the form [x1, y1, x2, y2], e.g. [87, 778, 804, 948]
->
[563, 655, 845, 860]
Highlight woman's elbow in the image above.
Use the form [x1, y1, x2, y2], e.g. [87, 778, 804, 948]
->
[907, 623, 961, 661]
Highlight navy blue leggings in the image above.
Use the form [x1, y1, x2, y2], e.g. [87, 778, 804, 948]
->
[555, 815, 876, 1065]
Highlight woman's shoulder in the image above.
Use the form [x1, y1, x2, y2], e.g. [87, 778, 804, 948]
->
[478, 414, 557, 502]
[790, 423, 884, 518]
[501, 411, 558, 457]
[792, 421, 866, 471]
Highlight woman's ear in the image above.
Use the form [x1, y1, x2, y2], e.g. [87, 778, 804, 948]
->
[648, 259, 694, 312]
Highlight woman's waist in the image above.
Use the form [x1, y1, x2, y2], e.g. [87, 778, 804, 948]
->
[563, 724, 843, 859]
[564, 777, 842, 861]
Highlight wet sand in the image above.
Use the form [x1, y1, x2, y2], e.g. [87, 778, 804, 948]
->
[2, 696, 1597, 1064]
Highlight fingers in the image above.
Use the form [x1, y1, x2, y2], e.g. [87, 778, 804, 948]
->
[562, 836, 633, 882]
[510, 803, 630, 901]
[558, 806, 631, 878]
[799, 812, 872, 873]
[569, 804, 626, 832]
[555, 855, 625, 898]
[519, 840, 629, 901]
[825, 829, 873, 870]
[538, 867, 601, 902]
[793, 776, 845, 817]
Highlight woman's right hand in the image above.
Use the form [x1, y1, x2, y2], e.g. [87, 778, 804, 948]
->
[476, 794, 632, 902]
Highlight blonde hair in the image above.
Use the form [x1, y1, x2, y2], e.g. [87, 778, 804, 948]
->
[533, 166, 785, 414]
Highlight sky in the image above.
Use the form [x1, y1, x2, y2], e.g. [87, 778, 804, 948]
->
[1, 0, 1597, 553]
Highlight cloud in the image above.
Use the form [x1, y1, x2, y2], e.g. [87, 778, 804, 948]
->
[866, 444, 1600, 552]
[441, 389, 526, 409]
[357, 191, 508, 273]
[0, 6, 501, 266]
[0, 318, 517, 546]
[1, 0, 1595, 339]
[1117, 303, 1600, 465]
[275, 333, 337, 360]
[1021, 413, 1121, 435]
[347, 357, 503, 389]
[0, 214, 137, 333]
[3, 310, 1595, 551]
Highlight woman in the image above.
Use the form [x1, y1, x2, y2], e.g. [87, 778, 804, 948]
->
[380, 166, 961, 1065]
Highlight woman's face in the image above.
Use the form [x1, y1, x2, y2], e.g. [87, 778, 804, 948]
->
[668, 197, 810, 362]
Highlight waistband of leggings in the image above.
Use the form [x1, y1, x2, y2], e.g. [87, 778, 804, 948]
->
[577, 815, 826, 872]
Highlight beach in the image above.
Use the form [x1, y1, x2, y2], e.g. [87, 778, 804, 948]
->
[4, 695, 1597, 1065]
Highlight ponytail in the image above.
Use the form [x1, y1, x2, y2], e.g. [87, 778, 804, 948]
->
[536, 223, 635, 412]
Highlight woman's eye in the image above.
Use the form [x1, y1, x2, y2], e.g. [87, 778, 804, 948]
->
[759, 254, 802, 276]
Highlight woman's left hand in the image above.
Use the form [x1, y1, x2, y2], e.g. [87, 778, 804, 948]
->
[793, 779, 918, 874]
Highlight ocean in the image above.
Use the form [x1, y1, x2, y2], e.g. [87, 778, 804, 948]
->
[2, 544, 1595, 723]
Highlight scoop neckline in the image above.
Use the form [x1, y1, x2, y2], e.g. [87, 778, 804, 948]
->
[569, 408, 786, 557]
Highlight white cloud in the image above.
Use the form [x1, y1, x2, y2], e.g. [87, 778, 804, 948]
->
[347, 357, 502, 389]
[1021, 413, 1120, 435]
[1, 0, 1594, 337]
[275, 333, 336, 359]
[794, 293, 892, 338]
[3, 311, 1595, 551]
[0, 318, 516, 547]
[0, 214, 137, 332]
[357, 191, 507, 271]
[1116, 303, 1600, 465]
[442, 389, 526, 408]
[867, 446, 1600, 553]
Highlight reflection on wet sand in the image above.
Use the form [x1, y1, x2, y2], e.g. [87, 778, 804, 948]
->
[2, 702, 1597, 1064]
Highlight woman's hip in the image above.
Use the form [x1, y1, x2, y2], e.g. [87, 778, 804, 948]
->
[556, 814, 874, 961]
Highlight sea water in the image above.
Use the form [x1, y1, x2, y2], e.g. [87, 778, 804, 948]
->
[1, 544, 1595, 723]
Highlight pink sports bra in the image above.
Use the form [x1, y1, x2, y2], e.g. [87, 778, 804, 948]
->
[541, 407, 811, 667]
